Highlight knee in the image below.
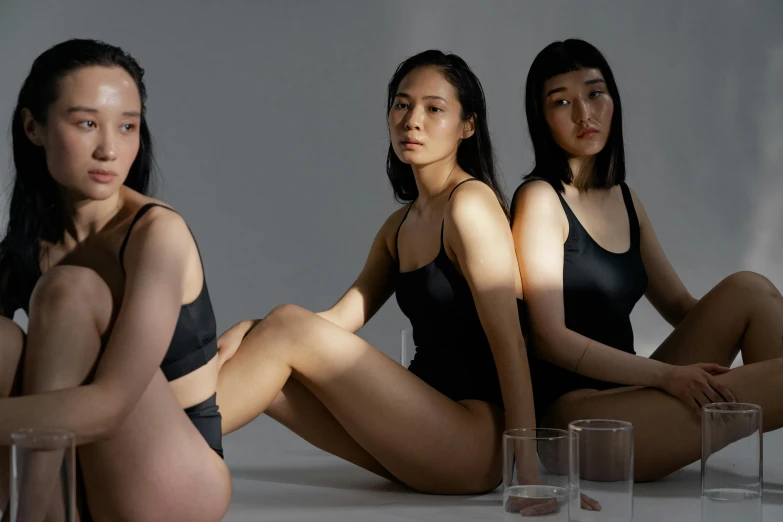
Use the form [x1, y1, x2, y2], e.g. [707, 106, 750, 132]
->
[30, 265, 111, 315]
[267, 303, 308, 321]
[240, 304, 314, 352]
[261, 303, 313, 332]
[721, 271, 781, 300]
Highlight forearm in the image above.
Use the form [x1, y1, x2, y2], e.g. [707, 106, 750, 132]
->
[502, 369, 537, 432]
[494, 340, 537, 431]
[670, 295, 699, 327]
[315, 309, 348, 330]
[0, 385, 118, 445]
[316, 306, 363, 333]
[546, 329, 670, 388]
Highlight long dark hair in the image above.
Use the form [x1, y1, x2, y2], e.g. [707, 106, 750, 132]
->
[524, 39, 625, 192]
[0, 39, 155, 313]
[385, 50, 507, 215]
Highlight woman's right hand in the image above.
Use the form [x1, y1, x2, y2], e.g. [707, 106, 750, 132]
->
[659, 363, 736, 416]
[217, 319, 260, 370]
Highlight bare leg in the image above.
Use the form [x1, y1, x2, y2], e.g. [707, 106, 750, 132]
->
[12, 265, 108, 522]
[0, 317, 23, 397]
[265, 379, 396, 481]
[651, 271, 783, 366]
[0, 317, 24, 517]
[543, 360, 783, 481]
[20, 266, 231, 521]
[540, 271, 783, 482]
[217, 304, 505, 494]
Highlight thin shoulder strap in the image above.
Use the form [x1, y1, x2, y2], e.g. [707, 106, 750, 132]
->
[619, 182, 641, 248]
[447, 177, 480, 201]
[441, 178, 481, 244]
[394, 202, 415, 263]
[119, 203, 174, 273]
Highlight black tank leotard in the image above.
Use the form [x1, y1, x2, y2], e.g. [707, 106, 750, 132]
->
[515, 180, 648, 419]
[396, 178, 519, 406]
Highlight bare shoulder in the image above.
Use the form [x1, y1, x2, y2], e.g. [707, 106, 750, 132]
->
[512, 179, 561, 216]
[446, 179, 504, 223]
[121, 200, 193, 265]
[384, 203, 414, 231]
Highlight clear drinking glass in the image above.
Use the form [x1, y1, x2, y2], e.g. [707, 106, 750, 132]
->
[503, 428, 571, 521]
[400, 328, 415, 368]
[701, 403, 763, 522]
[569, 420, 633, 522]
[10, 428, 75, 522]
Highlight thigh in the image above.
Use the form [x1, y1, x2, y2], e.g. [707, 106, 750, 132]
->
[0, 317, 23, 508]
[0, 316, 24, 397]
[266, 378, 395, 481]
[650, 272, 775, 367]
[79, 370, 231, 522]
[542, 359, 783, 482]
[220, 304, 505, 494]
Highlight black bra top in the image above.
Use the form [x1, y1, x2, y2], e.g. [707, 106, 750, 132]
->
[394, 178, 505, 405]
[118, 203, 218, 381]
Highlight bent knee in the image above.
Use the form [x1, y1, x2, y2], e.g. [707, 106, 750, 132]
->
[721, 271, 781, 299]
[263, 303, 315, 331]
[241, 304, 315, 349]
[30, 266, 113, 327]
[31, 265, 111, 309]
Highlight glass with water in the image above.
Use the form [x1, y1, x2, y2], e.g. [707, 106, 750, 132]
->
[701, 403, 763, 522]
[10, 428, 75, 522]
[503, 428, 571, 521]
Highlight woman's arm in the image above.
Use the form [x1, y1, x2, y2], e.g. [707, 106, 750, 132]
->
[511, 182, 732, 414]
[316, 208, 405, 333]
[446, 183, 536, 431]
[629, 188, 698, 326]
[512, 181, 681, 385]
[0, 208, 193, 444]
[218, 209, 405, 366]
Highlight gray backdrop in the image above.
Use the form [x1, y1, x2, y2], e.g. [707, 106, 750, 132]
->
[1, 0, 782, 458]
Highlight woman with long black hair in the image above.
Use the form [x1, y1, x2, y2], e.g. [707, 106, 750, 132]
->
[0, 39, 231, 521]
[512, 38, 783, 482]
[215, 50, 538, 495]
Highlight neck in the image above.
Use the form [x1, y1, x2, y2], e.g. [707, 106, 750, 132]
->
[61, 188, 125, 243]
[568, 155, 596, 190]
[411, 154, 461, 205]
